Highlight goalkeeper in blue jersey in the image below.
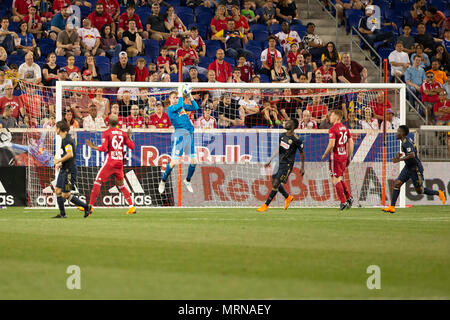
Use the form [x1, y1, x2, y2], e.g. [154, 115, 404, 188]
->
[159, 83, 199, 194]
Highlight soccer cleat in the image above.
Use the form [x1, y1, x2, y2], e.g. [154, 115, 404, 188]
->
[126, 206, 136, 215]
[339, 203, 348, 211]
[184, 180, 194, 193]
[346, 196, 354, 209]
[52, 214, 66, 219]
[158, 180, 165, 194]
[382, 206, 396, 214]
[77, 206, 85, 212]
[438, 190, 446, 205]
[284, 195, 293, 210]
[256, 204, 268, 212]
[84, 205, 93, 218]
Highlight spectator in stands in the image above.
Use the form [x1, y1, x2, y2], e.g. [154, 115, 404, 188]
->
[241, 0, 259, 24]
[405, 55, 426, 108]
[50, 4, 71, 42]
[100, 24, 122, 58]
[302, 22, 325, 61]
[397, 25, 415, 55]
[261, 0, 278, 27]
[304, 52, 318, 74]
[123, 19, 144, 57]
[0, 47, 8, 71]
[369, 91, 392, 123]
[164, 27, 182, 59]
[217, 92, 245, 128]
[177, 37, 208, 78]
[91, 88, 110, 120]
[23, 6, 43, 40]
[64, 108, 80, 129]
[0, 17, 18, 55]
[82, 54, 101, 81]
[0, 83, 24, 120]
[18, 52, 41, 84]
[421, 71, 444, 124]
[210, 4, 229, 35]
[317, 58, 337, 83]
[134, 57, 149, 82]
[111, 51, 135, 81]
[63, 55, 81, 79]
[335, 0, 371, 26]
[381, 109, 401, 130]
[230, 4, 253, 40]
[360, 107, 379, 129]
[56, 23, 81, 57]
[336, 52, 368, 83]
[203, 0, 220, 9]
[212, 19, 252, 60]
[98, 0, 120, 22]
[83, 104, 107, 130]
[428, 59, 447, 85]
[291, 54, 312, 83]
[15, 21, 40, 59]
[0, 71, 12, 98]
[415, 23, 439, 55]
[0, 106, 18, 128]
[435, 44, 450, 72]
[117, 89, 134, 117]
[299, 109, 318, 129]
[434, 91, 450, 124]
[221, 0, 240, 15]
[184, 67, 200, 83]
[276, 0, 300, 25]
[231, 67, 242, 83]
[118, 3, 146, 40]
[443, 29, 450, 53]
[271, 58, 289, 83]
[287, 43, 300, 71]
[195, 106, 217, 129]
[410, 43, 430, 70]
[78, 18, 104, 57]
[42, 52, 59, 86]
[157, 46, 176, 74]
[148, 101, 172, 129]
[444, 73, 450, 99]
[275, 21, 301, 55]
[278, 88, 301, 120]
[146, 2, 169, 41]
[165, 6, 188, 36]
[306, 95, 328, 123]
[321, 41, 341, 67]
[89, 2, 115, 36]
[70, 88, 90, 119]
[11, 0, 33, 23]
[424, 6, 446, 30]
[358, 5, 395, 55]
[189, 26, 206, 57]
[388, 42, 410, 82]
[127, 104, 146, 128]
[343, 111, 361, 130]
[56, 67, 68, 82]
[236, 54, 254, 82]
[409, 0, 426, 26]
[260, 35, 282, 77]
[261, 100, 279, 127]
[105, 103, 126, 128]
[208, 49, 232, 82]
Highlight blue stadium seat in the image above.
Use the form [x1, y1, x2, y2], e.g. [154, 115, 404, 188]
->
[166, 0, 181, 6]
[290, 24, 307, 34]
[37, 38, 56, 58]
[9, 22, 19, 32]
[194, 7, 213, 21]
[94, 56, 110, 66]
[269, 24, 282, 35]
[254, 8, 264, 24]
[74, 56, 86, 69]
[204, 40, 222, 58]
[56, 56, 67, 67]
[224, 57, 235, 67]
[175, 7, 193, 16]
[250, 24, 268, 33]
[245, 40, 263, 49]
[198, 56, 213, 68]
[7, 55, 24, 66]
[377, 47, 392, 61]
[79, 5, 91, 19]
[245, 46, 262, 59]
[178, 13, 195, 26]
[429, 0, 448, 8]
[170, 73, 180, 82]
[260, 74, 270, 83]
[254, 30, 269, 42]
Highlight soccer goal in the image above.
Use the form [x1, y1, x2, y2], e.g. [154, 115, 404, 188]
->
[20, 81, 406, 209]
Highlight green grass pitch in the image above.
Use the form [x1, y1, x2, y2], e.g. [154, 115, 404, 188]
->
[0, 206, 449, 299]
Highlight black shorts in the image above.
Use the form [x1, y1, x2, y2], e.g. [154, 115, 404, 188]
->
[398, 166, 424, 189]
[273, 162, 293, 184]
[56, 168, 77, 193]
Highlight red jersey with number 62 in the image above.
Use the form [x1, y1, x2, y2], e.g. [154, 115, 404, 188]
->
[328, 122, 351, 162]
[97, 127, 135, 166]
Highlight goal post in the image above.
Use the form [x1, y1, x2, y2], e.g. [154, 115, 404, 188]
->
[25, 81, 408, 209]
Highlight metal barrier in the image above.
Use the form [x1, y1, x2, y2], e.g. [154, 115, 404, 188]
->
[419, 125, 450, 161]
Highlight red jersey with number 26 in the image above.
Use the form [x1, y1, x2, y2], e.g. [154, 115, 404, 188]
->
[328, 122, 351, 162]
[98, 127, 135, 166]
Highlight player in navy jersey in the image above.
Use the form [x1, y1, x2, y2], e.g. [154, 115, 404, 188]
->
[382, 125, 446, 213]
[158, 84, 199, 194]
[257, 118, 305, 212]
[52, 121, 92, 218]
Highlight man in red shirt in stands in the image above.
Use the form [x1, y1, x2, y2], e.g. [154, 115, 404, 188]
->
[369, 91, 393, 123]
[0, 84, 24, 120]
[434, 91, 450, 124]
[147, 101, 172, 129]
[236, 54, 254, 82]
[105, 103, 126, 129]
[117, 3, 145, 39]
[127, 104, 146, 128]
[421, 71, 444, 124]
[11, 0, 33, 22]
[208, 49, 232, 83]
[176, 37, 208, 79]
[98, 0, 120, 21]
[336, 53, 368, 83]
[88, 2, 115, 35]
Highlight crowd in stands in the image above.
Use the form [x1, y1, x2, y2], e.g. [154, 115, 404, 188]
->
[0, 0, 448, 129]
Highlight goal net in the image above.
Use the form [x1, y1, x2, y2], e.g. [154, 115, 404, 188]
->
[19, 81, 406, 208]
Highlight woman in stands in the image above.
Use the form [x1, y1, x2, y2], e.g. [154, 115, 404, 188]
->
[100, 24, 122, 58]
[82, 53, 101, 81]
[16, 21, 41, 60]
[271, 58, 290, 83]
[360, 107, 379, 130]
[42, 52, 60, 87]
[409, 0, 426, 26]
[321, 41, 341, 67]
[435, 44, 450, 72]
[210, 5, 229, 35]
[63, 109, 80, 130]
[165, 6, 189, 36]
[92, 88, 110, 120]
[65, 55, 82, 80]
[276, 0, 300, 25]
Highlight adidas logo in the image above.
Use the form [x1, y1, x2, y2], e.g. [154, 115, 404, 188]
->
[37, 178, 85, 207]
[0, 180, 14, 205]
[103, 170, 152, 206]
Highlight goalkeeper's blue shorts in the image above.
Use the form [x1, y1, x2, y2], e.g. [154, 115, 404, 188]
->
[56, 168, 77, 193]
[171, 130, 196, 160]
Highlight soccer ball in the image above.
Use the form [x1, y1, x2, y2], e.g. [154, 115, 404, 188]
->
[183, 83, 191, 96]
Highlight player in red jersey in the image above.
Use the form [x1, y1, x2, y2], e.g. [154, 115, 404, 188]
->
[321, 109, 354, 210]
[85, 115, 137, 215]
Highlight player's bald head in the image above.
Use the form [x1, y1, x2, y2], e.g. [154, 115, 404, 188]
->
[108, 114, 118, 127]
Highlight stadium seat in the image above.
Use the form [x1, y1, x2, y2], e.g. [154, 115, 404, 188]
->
[290, 24, 307, 35]
[198, 56, 213, 69]
[377, 47, 392, 61]
[175, 7, 193, 16]
[170, 73, 180, 82]
[260, 74, 270, 83]
[246, 40, 263, 49]
[74, 56, 86, 69]
[37, 38, 56, 58]
[79, 5, 91, 19]
[429, 0, 448, 8]
[245, 46, 262, 59]
[194, 7, 213, 20]
[205, 40, 222, 58]
[9, 21, 19, 32]
[269, 24, 282, 35]
[178, 13, 195, 26]
[254, 30, 269, 43]
[55, 56, 67, 67]
[6, 55, 24, 66]
[94, 56, 110, 66]
[250, 24, 268, 33]
[166, 0, 180, 6]
[224, 57, 235, 67]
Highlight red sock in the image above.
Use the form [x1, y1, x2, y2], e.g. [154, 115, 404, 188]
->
[89, 182, 101, 206]
[335, 182, 347, 204]
[119, 184, 133, 206]
[340, 181, 351, 200]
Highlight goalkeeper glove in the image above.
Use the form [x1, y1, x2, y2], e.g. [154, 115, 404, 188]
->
[178, 83, 185, 98]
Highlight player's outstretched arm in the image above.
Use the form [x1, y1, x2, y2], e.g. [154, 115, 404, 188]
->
[321, 139, 335, 160]
[86, 140, 99, 151]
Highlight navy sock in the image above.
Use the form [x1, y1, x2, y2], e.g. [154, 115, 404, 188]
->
[162, 164, 173, 182]
[186, 164, 196, 182]
[391, 188, 400, 206]
[70, 195, 88, 210]
[57, 196, 66, 216]
[265, 189, 278, 206]
[278, 185, 289, 198]
[424, 188, 439, 196]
